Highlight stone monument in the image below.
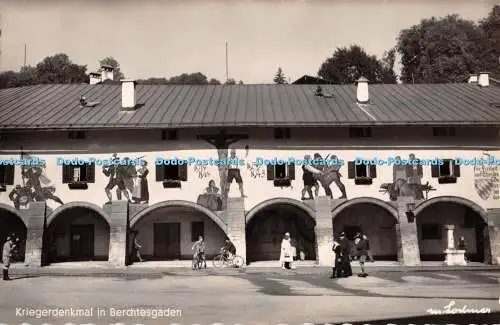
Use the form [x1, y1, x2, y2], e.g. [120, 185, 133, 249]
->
[443, 225, 467, 266]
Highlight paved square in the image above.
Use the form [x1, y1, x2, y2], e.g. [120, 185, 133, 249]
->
[0, 271, 498, 325]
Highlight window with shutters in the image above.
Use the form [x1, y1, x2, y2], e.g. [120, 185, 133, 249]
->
[431, 159, 459, 184]
[68, 131, 86, 139]
[156, 163, 188, 188]
[191, 221, 204, 242]
[0, 165, 15, 192]
[347, 161, 376, 185]
[266, 163, 295, 187]
[349, 127, 371, 138]
[432, 127, 456, 137]
[62, 163, 95, 189]
[162, 129, 178, 141]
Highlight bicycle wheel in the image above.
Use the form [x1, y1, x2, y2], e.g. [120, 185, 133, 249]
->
[213, 254, 224, 268]
[232, 255, 244, 268]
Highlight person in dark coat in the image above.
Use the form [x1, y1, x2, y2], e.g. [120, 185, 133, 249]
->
[338, 232, 352, 277]
[331, 239, 344, 278]
[2, 237, 13, 280]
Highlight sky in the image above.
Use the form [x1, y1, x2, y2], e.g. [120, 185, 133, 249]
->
[0, 0, 497, 84]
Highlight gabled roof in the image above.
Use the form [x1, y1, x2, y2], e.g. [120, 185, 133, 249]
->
[0, 83, 499, 130]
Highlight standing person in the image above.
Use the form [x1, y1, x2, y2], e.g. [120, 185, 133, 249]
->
[2, 237, 13, 281]
[354, 233, 369, 277]
[457, 236, 467, 262]
[221, 238, 237, 260]
[331, 238, 343, 279]
[192, 236, 206, 269]
[362, 234, 375, 262]
[338, 232, 352, 277]
[130, 231, 143, 263]
[280, 232, 295, 269]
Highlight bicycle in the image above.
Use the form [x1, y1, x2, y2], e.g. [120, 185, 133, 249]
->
[212, 250, 244, 268]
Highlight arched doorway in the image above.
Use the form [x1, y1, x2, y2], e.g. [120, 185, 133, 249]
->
[129, 201, 228, 263]
[246, 199, 317, 263]
[415, 197, 489, 263]
[44, 203, 110, 264]
[0, 205, 27, 263]
[332, 198, 398, 261]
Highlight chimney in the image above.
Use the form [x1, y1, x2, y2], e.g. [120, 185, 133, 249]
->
[121, 79, 136, 110]
[468, 74, 478, 83]
[356, 77, 369, 103]
[478, 72, 489, 87]
[101, 64, 114, 81]
[89, 72, 101, 85]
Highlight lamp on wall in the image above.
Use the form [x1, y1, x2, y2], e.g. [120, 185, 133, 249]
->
[406, 202, 416, 223]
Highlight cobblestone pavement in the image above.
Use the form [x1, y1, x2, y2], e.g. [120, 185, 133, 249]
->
[0, 271, 498, 325]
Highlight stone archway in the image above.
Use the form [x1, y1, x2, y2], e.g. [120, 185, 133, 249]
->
[0, 203, 28, 263]
[130, 200, 228, 261]
[414, 196, 489, 263]
[332, 197, 399, 261]
[245, 198, 317, 263]
[44, 202, 111, 264]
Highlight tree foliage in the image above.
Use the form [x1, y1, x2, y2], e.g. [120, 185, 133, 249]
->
[273, 67, 287, 84]
[35, 53, 89, 84]
[396, 13, 497, 83]
[98, 57, 125, 80]
[479, 5, 500, 79]
[137, 73, 223, 85]
[318, 45, 397, 84]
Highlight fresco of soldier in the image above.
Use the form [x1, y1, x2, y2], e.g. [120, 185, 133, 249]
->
[103, 153, 132, 203]
[226, 148, 247, 198]
[381, 154, 429, 201]
[304, 153, 347, 199]
[8, 158, 63, 210]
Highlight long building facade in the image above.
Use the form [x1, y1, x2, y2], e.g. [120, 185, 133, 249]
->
[0, 74, 499, 267]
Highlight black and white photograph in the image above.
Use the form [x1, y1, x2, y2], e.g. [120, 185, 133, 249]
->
[0, 0, 499, 324]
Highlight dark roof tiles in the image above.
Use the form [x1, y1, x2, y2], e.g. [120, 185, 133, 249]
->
[0, 83, 499, 129]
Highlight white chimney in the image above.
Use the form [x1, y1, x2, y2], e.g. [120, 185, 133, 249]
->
[121, 79, 136, 109]
[101, 64, 114, 81]
[468, 74, 478, 83]
[89, 72, 101, 85]
[478, 72, 489, 87]
[356, 77, 369, 103]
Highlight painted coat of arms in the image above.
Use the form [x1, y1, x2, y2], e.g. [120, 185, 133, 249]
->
[474, 154, 499, 201]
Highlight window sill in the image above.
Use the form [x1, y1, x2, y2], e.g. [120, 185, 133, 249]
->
[163, 180, 182, 188]
[354, 177, 373, 185]
[438, 176, 457, 184]
[273, 178, 292, 187]
[68, 182, 89, 190]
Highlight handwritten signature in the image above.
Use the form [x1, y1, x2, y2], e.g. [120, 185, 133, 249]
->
[426, 300, 491, 315]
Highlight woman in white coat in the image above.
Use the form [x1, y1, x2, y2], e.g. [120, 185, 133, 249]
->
[280, 232, 295, 269]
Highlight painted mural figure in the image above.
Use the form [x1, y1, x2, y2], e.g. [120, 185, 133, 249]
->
[382, 153, 429, 201]
[197, 180, 222, 211]
[305, 153, 347, 199]
[227, 149, 247, 198]
[132, 161, 149, 204]
[301, 154, 320, 200]
[8, 185, 32, 210]
[103, 153, 132, 202]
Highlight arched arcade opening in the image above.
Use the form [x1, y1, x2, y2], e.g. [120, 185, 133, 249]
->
[332, 200, 398, 261]
[415, 198, 489, 263]
[44, 205, 110, 264]
[129, 201, 228, 263]
[246, 201, 317, 263]
[0, 207, 27, 263]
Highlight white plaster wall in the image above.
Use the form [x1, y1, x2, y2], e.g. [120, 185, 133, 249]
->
[132, 210, 226, 258]
[0, 127, 498, 213]
[417, 204, 478, 255]
[332, 203, 397, 257]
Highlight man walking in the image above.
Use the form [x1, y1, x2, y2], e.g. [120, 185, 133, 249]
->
[354, 233, 369, 277]
[338, 232, 352, 277]
[2, 237, 13, 281]
[363, 234, 375, 262]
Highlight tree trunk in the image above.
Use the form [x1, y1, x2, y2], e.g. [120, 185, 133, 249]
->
[217, 147, 229, 210]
